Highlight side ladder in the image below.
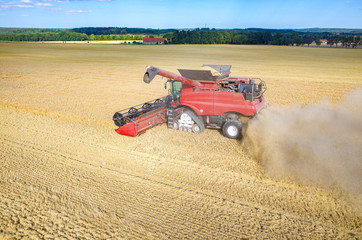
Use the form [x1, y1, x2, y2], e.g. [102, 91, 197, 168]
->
[167, 106, 177, 128]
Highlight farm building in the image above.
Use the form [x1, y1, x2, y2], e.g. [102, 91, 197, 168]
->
[320, 39, 328, 44]
[143, 38, 168, 44]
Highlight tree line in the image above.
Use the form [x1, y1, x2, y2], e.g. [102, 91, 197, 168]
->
[0, 31, 88, 41]
[0, 30, 144, 42]
[0, 27, 360, 47]
[72, 27, 176, 35]
[166, 29, 361, 47]
[326, 34, 361, 48]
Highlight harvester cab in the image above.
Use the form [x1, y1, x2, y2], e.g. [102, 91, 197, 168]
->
[168, 80, 182, 104]
[114, 65, 266, 139]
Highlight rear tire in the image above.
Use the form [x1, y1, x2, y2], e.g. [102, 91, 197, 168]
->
[222, 120, 242, 139]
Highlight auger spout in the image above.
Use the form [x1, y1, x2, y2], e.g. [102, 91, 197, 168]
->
[143, 65, 201, 87]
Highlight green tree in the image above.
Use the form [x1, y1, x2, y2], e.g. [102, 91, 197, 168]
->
[231, 33, 247, 44]
[163, 32, 173, 40]
[327, 36, 336, 47]
[190, 31, 200, 44]
[223, 31, 231, 44]
[303, 35, 313, 46]
[292, 32, 302, 46]
[346, 35, 353, 48]
[272, 32, 283, 45]
[353, 36, 361, 48]
[172, 30, 180, 44]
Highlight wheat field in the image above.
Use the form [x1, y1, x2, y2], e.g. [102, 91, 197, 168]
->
[0, 43, 361, 239]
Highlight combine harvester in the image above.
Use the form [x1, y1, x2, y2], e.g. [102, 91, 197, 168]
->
[113, 65, 266, 139]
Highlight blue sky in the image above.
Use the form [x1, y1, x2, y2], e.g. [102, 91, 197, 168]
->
[0, 0, 361, 29]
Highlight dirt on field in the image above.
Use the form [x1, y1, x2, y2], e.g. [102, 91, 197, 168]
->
[0, 43, 361, 239]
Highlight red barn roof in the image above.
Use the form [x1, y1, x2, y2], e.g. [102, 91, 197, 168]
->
[143, 38, 167, 43]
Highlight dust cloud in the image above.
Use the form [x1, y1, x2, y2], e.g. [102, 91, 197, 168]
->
[243, 88, 362, 198]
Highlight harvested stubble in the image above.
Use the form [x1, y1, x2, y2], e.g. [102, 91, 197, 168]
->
[0, 43, 361, 239]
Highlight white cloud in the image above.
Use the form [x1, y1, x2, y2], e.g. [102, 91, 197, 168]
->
[14, 4, 33, 8]
[0, 1, 32, 9]
[0, 0, 107, 11]
[42, 0, 69, 2]
[66, 9, 91, 13]
[0, 5, 10, 9]
[0, 0, 57, 10]
[42, 0, 112, 2]
[36, 2, 52, 6]
[21, 13, 29, 16]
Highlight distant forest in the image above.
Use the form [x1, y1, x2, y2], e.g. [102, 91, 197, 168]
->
[0, 27, 361, 47]
[168, 29, 361, 47]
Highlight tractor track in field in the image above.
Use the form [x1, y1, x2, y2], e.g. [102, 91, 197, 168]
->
[0, 106, 361, 239]
[1, 140, 235, 239]
[1, 136, 358, 239]
[0, 138, 272, 239]
[0, 136, 318, 221]
[1, 119, 358, 227]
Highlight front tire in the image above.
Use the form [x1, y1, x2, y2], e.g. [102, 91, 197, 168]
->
[192, 123, 201, 133]
[222, 120, 242, 139]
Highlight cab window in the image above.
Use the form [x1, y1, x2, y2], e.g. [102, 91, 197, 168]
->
[170, 81, 182, 102]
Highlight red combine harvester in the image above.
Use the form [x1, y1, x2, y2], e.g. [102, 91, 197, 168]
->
[113, 65, 266, 139]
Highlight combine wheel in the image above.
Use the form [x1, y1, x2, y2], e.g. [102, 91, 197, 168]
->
[113, 112, 125, 127]
[128, 107, 138, 114]
[223, 120, 242, 139]
[142, 103, 152, 109]
[154, 99, 163, 105]
[192, 123, 201, 133]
